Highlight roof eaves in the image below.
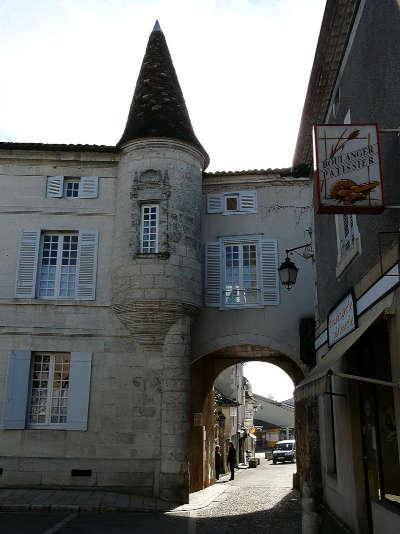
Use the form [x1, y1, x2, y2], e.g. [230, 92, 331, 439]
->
[293, 0, 360, 167]
[204, 167, 293, 178]
[0, 142, 118, 153]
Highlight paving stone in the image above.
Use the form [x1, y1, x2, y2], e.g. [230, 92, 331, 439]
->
[193, 457, 301, 534]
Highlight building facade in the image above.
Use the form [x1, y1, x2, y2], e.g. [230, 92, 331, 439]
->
[295, 1, 400, 532]
[0, 22, 313, 503]
[253, 393, 295, 449]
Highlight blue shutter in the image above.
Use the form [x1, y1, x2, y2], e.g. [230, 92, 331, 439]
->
[67, 352, 92, 431]
[15, 230, 40, 298]
[239, 190, 257, 213]
[207, 193, 223, 214]
[261, 240, 280, 305]
[79, 176, 99, 198]
[205, 242, 221, 307]
[46, 176, 64, 198]
[2, 351, 31, 429]
[75, 231, 98, 300]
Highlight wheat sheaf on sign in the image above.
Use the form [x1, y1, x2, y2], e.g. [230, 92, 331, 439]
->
[330, 178, 380, 204]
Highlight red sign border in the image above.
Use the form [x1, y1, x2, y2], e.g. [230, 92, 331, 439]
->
[313, 123, 385, 214]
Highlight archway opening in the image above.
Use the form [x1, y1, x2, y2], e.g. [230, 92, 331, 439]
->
[188, 344, 305, 494]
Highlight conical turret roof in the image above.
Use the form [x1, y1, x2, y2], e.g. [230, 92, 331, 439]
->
[118, 21, 208, 164]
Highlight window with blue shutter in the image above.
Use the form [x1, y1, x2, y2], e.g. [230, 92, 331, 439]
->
[204, 236, 279, 308]
[46, 176, 99, 198]
[2, 351, 92, 431]
[16, 230, 98, 300]
[207, 191, 257, 214]
[2, 351, 31, 429]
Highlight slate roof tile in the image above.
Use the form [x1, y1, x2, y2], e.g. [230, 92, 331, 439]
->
[118, 22, 208, 165]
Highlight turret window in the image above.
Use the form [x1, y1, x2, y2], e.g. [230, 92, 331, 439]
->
[140, 204, 159, 253]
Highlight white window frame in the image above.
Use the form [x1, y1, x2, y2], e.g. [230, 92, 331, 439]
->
[140, 204, 159, 253]
[335, 213, 361, 277]
[27, 352, 70, 430]
[37, 231, 79, 300]
[221, 235, 263, 309]
[63, 178, 80, 198]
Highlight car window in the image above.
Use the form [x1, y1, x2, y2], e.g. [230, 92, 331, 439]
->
[275, 443, 293, 451]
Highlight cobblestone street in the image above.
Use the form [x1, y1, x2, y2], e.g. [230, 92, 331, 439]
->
[193, 455, 300, 534]
[0, 456, 301, 533]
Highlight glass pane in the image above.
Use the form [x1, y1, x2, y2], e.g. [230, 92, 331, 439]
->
[38, 236, 59, 297]
[51, 354, 70, 424]
[225, 245, 241, 304]
[141, 206, 158, 253]
[64, 179, 80, 198]
[29, 354, 50, 424]
[58, 235, 78, 297]
[224, 243, 259, 305]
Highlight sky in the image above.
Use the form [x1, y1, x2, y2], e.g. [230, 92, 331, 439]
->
[243, 361, 294, 401]
[0, 0, 326, 172]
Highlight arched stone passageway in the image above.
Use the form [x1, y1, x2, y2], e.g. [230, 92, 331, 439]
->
[188, 344, 307, 493]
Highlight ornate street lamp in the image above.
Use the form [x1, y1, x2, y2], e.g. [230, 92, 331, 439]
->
[278, 256, 299, 290]
[278, 243, 314, 290]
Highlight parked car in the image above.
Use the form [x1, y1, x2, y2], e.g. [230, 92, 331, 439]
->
[272, 440, 296, 464]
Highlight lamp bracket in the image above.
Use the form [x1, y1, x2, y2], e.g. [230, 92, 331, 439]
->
[285, 242, 314, 260]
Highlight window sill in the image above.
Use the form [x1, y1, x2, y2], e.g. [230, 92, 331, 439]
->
[220, 211, 257, 216]
[9, 299, 98, 306]
[136, 252, 170, 259]
[26, 425, 69, 431]
[219, 304, 264, 310]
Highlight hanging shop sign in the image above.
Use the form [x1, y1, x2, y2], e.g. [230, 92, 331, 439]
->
[313, 124, 384, 214]
[327, 290, 358, 347]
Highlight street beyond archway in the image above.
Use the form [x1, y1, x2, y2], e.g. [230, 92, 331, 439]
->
[193, 455, 299, 533]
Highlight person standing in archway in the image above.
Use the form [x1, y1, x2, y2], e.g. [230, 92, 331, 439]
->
[215, 446, 222, 480]
[227, 441, 236, 481]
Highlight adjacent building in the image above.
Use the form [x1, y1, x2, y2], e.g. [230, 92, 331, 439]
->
[295, 1, 400, 532]
[253, 393, 295, 450]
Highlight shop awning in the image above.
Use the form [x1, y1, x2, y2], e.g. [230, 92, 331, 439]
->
[295, 292, 394, 401]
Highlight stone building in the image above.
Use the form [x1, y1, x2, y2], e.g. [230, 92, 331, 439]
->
[294, 1, 400, 532]
[253, 393, 295, 449]
[0, 22, 313, 504]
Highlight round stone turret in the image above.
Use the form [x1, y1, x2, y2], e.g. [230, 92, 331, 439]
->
[112, 22, 208, 348]
[112, 138, 206, 347]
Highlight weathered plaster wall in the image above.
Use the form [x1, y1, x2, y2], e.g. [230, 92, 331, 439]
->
[193, 174, 314, 365]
